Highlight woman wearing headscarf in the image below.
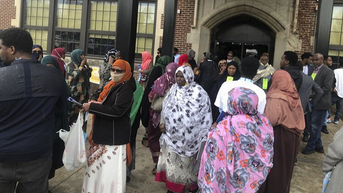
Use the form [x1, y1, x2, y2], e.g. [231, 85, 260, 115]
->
[139, 51, 153, 88]
[82, 59, 136, 193]
[197, 52, 216, 95]
[187, 49, 197, 69]
[41, 56, 70, 181]
[141, 56, 172, 148]
[178, 54, 189, 67]
[32, 44, 43, 62]
[198, 87, 274, 193]
[67, 49, 92, 125]
[258, 70, 305, 193]
[156, 66, 212, 193]
[51, 47, 67, 77]
[210, 61, 241, 121]
[147, 62, 179, 175]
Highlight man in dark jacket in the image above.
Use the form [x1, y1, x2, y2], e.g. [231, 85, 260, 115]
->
[302, 53, 334, 155]
[280, 51, 303, 91]
[198, 52, 216, 95]
[0, 28, 65, 192]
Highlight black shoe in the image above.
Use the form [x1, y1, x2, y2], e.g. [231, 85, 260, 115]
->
[302, 134, 310, 142]
[315, 146, 324, 154]
[321, 126, 329, 134]
[126, 176, 131, 183]
[167, 191, 174, 193]
[302, 148, 315, 155]
[190, 188, 198, 193]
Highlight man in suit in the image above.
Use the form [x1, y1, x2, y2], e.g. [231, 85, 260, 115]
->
[301, 52, 314, 76]
[302, 53, 334, 155]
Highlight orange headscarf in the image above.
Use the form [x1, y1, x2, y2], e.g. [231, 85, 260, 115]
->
[98, 59, 132, 102]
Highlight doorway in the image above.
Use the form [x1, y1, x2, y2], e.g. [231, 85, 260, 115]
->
[210, 15, 276, 65]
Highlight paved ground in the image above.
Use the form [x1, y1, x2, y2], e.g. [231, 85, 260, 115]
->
[49, 119, 342, 193]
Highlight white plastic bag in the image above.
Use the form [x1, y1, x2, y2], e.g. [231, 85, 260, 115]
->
[59, 112, 86, 171]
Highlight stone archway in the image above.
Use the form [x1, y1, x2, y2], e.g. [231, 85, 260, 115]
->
[188, 1, 291, 69]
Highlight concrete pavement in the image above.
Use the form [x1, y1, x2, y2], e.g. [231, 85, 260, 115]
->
[48, 120, 342, 193]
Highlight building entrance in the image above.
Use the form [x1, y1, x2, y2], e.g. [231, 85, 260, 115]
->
[211, 15, 276, 65]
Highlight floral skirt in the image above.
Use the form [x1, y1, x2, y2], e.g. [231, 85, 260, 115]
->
[82, 144, 126, 193]
[155, 140, 200, 193]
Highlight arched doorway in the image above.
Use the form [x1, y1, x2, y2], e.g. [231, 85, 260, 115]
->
[210, 15, 276, 64]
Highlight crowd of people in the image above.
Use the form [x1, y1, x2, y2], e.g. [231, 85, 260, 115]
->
[0, 27, 342, 193]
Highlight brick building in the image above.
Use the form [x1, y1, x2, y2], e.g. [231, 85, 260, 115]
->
[0, 0, 341, 69]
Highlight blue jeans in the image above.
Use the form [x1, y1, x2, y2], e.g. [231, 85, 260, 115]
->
[331, 92, 343, 122]
[306, 109, 327, 150]
[0, 155, 51, 193]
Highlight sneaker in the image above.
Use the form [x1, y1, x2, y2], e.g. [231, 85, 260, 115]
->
[302, 148, 315, 155]
[327, 118, 332, 123]
[315, 146, 324, 154]
[334, 120, 339, 124]
[321, 126, 329, 134]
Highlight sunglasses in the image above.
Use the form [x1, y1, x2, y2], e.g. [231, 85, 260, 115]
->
[110, 68, 125, 73]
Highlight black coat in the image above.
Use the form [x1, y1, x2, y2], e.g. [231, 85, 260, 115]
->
[89, 77, 136, 145]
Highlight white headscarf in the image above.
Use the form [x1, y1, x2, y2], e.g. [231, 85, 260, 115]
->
[161, 66, 213, 157]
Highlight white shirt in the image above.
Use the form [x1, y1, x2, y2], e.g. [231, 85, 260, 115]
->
[214, 77, 267, 114]
[174, 54, 180, 63]
[334, 68, 343, 98]
[303, 65, 309, 75]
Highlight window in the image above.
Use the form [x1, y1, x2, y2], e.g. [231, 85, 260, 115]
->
[22, 0, 157, 59]
[24, 0, 50, 50]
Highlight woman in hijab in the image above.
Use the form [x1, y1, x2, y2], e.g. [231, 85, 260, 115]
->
[198, 87, 274, 193]
[139, 51, 153, 88]
[141, 56, 172, 148]
[82, 59, 136, 193]
[41, 56, 70, 181]
[210, 61, 241, 121]
[51, 47, 67, 77]
[178, 54, 189, 66]
[187, 49, 197, 69]
[67, 49, 92, 125]
[258, 70, 305, 193]
[147, 62, 179, 175]
[32, 45, 43, 62]
[156, 66, 212, 193]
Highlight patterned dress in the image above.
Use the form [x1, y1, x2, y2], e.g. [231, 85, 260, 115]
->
[198, 87, 274, 193]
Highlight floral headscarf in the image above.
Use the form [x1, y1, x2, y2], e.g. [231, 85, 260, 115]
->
[161, 66, 212, 157]
[198, 87, 274, 193]
[153, 62, 179, 97]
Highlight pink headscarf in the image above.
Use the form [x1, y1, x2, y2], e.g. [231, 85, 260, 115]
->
[178, 54, 189, 66]
[51, 48, 66, 76]
[141, 51, 153, 70]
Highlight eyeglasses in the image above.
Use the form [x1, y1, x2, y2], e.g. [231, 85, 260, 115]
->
[32, 51, 42, 54]
[110, 68, 125, 73]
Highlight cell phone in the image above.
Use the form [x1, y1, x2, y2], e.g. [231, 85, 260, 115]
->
[67, 97, 83, 106]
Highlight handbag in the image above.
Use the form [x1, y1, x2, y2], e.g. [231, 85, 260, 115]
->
[151, 94, 164, 112]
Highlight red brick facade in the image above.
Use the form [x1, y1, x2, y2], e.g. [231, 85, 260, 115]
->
[160, 0, 195, 55]
[296, 0, 318, 54]
[0, 0, 16, 29]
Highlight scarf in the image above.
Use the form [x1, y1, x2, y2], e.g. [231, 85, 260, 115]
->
[266, 70, 305, 131]
[253, 63, 275, 82]
[70, 49, 83, 66]
[98, 59, 132, 102]
[153, 62, 179, 97]
[161, 66, 212, 156]
[104, 48, 120, 63]
[32, 45, 43, 61]
[178, 54, 189, 66]
[141, 51, 153, 70]
[198, 87, 274, 193]
[154, 55, 172, 74]
[41, 55, 62, 71]
[187, 49, 195, 60]
[51, 48, 66, 76]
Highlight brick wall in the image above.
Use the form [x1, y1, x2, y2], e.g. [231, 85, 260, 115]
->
[160, 0, 195, 55]
[0, 0, 16, 29]
[296, 0, 318, 54]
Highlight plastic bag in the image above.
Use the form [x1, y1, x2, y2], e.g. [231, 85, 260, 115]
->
[59, 112, 86, 171]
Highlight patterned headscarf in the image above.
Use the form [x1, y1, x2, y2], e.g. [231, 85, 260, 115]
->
[141, 51, 153, 70]
[161, 66, 212, 157]
[198, 87, 274, 193]
[70, 49, 83, 66]
[152, 62, 179, 97]
[104, 48, 120, 63]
